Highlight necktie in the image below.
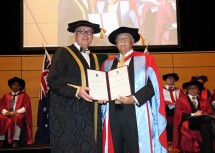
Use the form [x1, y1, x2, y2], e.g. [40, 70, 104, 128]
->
[168, 87, 176, 103]
[191, 96, 197, 109]
[9, 94, 17, 111]
[118, 55, 125, 67]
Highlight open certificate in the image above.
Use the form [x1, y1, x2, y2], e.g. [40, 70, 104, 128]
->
[87, 66, 131, 101]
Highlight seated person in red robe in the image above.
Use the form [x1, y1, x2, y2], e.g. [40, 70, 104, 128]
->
[162, 73, 184, 144]
[172, 80, 214, 153]
[0, 77, 33, 148]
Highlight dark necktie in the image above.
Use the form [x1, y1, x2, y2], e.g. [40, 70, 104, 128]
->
[9, 94, 17, 112]
[168, 87, 176, 103]
[191, 96, 197, 109]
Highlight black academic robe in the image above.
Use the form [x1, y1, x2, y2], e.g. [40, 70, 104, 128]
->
[47, 44, 102, 153]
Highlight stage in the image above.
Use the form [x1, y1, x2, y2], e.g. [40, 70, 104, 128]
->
[0, 143, 50, 153]
[0, 143, 180, 153]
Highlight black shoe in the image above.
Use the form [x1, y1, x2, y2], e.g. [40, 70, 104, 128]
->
[11, 140, 19, 148]
[0, 140, 4, 148]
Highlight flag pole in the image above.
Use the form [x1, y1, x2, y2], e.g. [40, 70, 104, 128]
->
[41, 43, 51, 61]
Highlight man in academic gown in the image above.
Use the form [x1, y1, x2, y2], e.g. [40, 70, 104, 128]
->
[101, 27, 167, 153]
[48, 20, 103, 153]
[173, 81, 214, 153]
[162, 73, 184, 143]
[154, 0, 177, 45]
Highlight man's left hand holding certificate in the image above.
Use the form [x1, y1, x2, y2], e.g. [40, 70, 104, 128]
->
[87, 66, 131, 101]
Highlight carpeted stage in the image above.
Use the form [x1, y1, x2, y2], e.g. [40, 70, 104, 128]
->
[0, 143, 50, 153]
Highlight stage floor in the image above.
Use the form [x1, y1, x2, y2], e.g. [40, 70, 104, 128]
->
[0, 143, 50, 153]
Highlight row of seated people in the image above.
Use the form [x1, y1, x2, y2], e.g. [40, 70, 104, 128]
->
[0, 77, 33, 148]
[163, 73, 215, 153]
[1, 75, 214, 151]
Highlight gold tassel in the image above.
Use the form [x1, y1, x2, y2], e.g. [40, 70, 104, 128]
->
[100, 27, 107, 39]
[139, 33, 145, 46]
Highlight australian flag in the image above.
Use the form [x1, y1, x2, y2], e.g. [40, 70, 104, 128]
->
[34, 49, 51, 144]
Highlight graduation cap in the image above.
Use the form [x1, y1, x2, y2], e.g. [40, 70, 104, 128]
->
[191, 75, 208, 83]
[162, 73, 179, 81]
[108, 27, 140, 45]
[8, 77, 25, 91]
[182, 81, 203, 90]
[67, 20, 101, 34]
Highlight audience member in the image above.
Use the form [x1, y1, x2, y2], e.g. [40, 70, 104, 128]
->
[173, 81, 214, 153]
[162, 73, 184, 144]
[0, 77, 33, 148]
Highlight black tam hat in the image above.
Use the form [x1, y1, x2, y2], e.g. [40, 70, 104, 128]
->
[108, 27, 140, 45]
[182, 81, 203, 90]
[162, 73, 179, 81]
[67, 20, 101, 34]
[8, 77, 25, 91]
[191, 75, 208, 83]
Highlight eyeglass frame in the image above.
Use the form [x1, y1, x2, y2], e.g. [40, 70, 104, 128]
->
[75, 29, 94, 36]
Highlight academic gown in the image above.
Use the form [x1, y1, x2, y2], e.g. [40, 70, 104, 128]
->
[172, 95, 212, 152]
[163, 86, 184, 142]
[154, 1, 177, 45]
[0, 92, 33, 144]
[47, 44, 102, 153]
[101, 51, 167, 153]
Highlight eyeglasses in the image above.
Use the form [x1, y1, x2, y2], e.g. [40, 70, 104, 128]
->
[76, 29, 94, 36]
[188, 86, 199, 90]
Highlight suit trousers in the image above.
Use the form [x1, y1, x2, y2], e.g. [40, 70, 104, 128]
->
[111, 105, 139, 153]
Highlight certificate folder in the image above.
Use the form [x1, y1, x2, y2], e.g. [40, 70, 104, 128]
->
[188, 114, 215, 130]
[87, 66, 131, 101]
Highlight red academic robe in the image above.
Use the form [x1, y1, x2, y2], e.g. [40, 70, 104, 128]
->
[0, 92, 33, 144]
[163, 87, 184, 123]
[154, 1, 177, 45]
[172, 95, 212, 152]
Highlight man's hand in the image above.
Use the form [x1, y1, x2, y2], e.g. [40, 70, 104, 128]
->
[5, 111, 18, 118]
[10, 111, 18, 118]
[5, 111, 11, 117]
[97, 99, 108, 104]
[78, 86, 93, 102]
[116, 95, 134, 104]
[194, 110, 202, 116]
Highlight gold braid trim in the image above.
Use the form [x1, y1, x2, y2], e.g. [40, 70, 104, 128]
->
[92, 53, 99, 142]
[65, 46, 86, 87]
[67, 83, 80, 98]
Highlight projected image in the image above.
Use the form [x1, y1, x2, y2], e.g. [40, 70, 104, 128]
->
[23, 0, 178, 48]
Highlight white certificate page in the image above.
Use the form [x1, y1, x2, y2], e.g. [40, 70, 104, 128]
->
[87, 69, 109, 100]
[108, 66, 131, 100]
